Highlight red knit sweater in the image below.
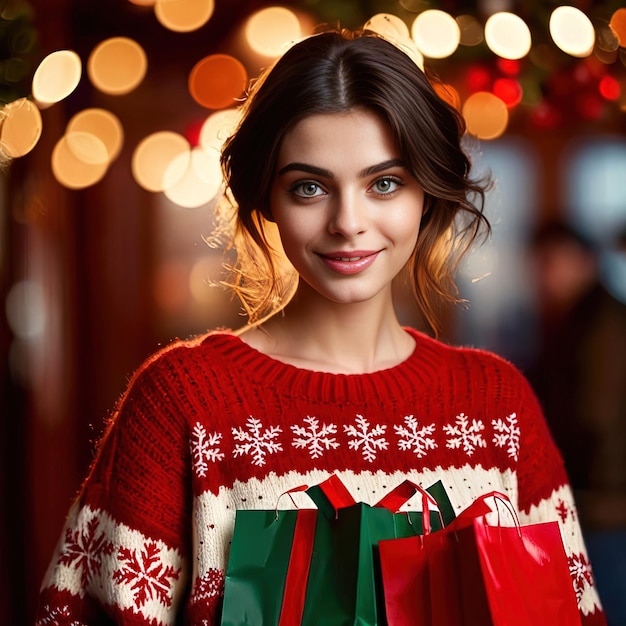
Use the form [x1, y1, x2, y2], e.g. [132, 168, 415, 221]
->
[36, 328, 606, 625]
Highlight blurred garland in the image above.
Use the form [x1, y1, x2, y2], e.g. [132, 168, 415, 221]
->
[0, 0, 38, 105]
[305, 0, 626, 128]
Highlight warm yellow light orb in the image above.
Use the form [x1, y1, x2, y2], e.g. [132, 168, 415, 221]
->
[411, 10, 460, 59]
[462, 92, 509, 139]
[131, 131, 190, 193]
[485, 12, 532, 60]
[245, 7, 302, 58]
[87, 37, 148, 95]
[549, 6, 595, 58]
[32, 50, 82, 105]
[0, 98, 42, 158]
[154, 0, 215, 32]
[66, 108, 124, 163]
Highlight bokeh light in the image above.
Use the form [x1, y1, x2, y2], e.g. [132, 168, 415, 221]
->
[462, 91, 509, 139]
[5, 280, 46, 338]
[51, 133, 109, 189]
[0, 98, 42, 158]
[411, 10, 460, 59]
[456, 15, 484, 46]
[611, 8, 626, 46]
[154, 0, 215, 32]
[199, 108, 242, 156]
[66, 108, 124, 163]
[32, 49, 82, 105]
[484, 12, 532, 60]
[493, 78, 523, 108]
[163, 146, 223, 208]
[132, 131, 190, 193]
[599, 75, 620, 101]
[364, 13, 410, 40]
[245, 6, 302, 57]
[189, 54, 248, 110]
[549, 6, 595, 58]
[87, 37, 148, 95]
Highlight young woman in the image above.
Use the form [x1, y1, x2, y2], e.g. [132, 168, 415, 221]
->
[36, 29, 605, 625]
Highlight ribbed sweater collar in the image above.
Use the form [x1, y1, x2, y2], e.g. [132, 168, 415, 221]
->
[200, 327, 450, 402]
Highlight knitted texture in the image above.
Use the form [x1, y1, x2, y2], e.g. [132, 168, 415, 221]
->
[36, 328, 606, 625]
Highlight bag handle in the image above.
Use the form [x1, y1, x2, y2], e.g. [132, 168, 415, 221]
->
[484, 491, 522, 536]
[376, 480, 443, 534]
[452, 490, 521, 536]
[305, 474, 357, 519]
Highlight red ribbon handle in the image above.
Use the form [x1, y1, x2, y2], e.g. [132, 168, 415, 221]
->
[375, 480, 441, 534]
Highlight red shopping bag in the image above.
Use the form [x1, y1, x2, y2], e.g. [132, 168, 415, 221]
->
[467, 494, 582, 626]
[381, 492, 582, 626]
[378, 483, 463, 626]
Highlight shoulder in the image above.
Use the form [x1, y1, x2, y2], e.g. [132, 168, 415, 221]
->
[410, 328, 528, 382]
[120, 330, 242, 398]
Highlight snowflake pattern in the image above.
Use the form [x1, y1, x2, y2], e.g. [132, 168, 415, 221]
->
[232, 416, 283, 466]
[191, 568, 225, 603]
[59, 516, 114, 587]
[492, 413, 520, 461]
[185, 411, 525, 465]
[556, 499, 572, 524]
[394, 415, 437, 458]
[568, 552, 594, 600]
[443, 413, 487, 456]
[344, 414, 388, 462]
[191, 422, 225, 477]
[291, 416, 340, 459]
[112, 541, 180, 609]
[36, 605, 85, 626]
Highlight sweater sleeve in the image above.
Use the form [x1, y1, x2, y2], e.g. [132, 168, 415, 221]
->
[514, 368, 607, 626]
[36, 345, 193, 626]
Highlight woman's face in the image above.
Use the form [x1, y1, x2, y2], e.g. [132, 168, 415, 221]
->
[269, 108, 425, 307]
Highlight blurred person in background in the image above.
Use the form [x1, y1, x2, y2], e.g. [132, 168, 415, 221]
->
[527, 220, 626, 626]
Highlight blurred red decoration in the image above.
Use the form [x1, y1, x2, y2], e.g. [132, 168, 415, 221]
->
[184, 118, 204, 147]
[496, 58, 521, 76]
[529, 100, 562, 128]
[493, 78, 523, 108]
[577, 93, 605, 119]
[466, 64, 492, 93]
[599, 75, 620, 101]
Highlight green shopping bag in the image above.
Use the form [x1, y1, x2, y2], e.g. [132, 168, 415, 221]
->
[220, 475, 454, 626]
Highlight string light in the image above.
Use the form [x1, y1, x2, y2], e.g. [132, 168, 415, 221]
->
[1, 2, 625, 197]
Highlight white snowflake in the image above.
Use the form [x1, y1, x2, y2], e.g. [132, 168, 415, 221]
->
[232, 416, 283, 466]
[443, 413, 486, 456]
[568, 553, 593, 600]
[190, 422, 225, 477]
[291, 416, 339, 459]
[344, 414, 388, 463]
[36, 605, 85, 626]
[394, 415, 437, 458]
[492, 412, 520, 461]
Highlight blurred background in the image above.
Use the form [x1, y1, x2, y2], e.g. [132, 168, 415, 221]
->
[1, 0, 625, 624]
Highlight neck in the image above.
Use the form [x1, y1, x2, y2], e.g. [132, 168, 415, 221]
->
[243, 285, 415, 374]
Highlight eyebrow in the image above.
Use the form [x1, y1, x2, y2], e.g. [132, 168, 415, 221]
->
[277, 158, 406, 179]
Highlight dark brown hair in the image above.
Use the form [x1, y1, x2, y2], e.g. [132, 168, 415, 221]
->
[219, 28, 490, 334]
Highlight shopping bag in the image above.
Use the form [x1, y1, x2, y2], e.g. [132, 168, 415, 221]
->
[378, 482, 464, 626]
[383, 491, 582, 626]
[220, 474, 453, 626]
[468, 494, 582, 626]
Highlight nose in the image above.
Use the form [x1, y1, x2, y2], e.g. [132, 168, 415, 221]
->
[328, 191, 367, 238]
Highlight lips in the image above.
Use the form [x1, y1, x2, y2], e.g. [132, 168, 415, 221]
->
[318, 250, 381, 275]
